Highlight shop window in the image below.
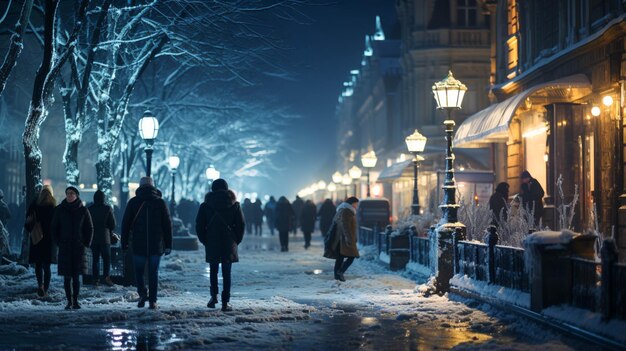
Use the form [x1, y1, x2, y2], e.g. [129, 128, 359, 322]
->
[457, 0, 477, 28]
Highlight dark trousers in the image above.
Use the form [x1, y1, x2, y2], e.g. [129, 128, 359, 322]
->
[35, 262, 51, 290]
[209, 260, 232, 302]
[133, 254, 161, 303]
[278, 230, 289, 251]
[267, 221, 275, 236]
[254, 223, 262, 236]
[334, 256, 355, 274]
[303, 231, 312, 248]
[245, 222, 253, 234]
[63, 273, 80, 301]
[91, 244, 111, 279]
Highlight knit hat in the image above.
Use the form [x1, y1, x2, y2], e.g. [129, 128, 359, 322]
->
[139, 177, 154, 187]
[65, 186, 80, 196]
[520, 170, 532, 179]
[211, 178, 228, 192]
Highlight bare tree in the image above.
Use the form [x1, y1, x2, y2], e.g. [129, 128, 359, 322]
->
[0, 0, 34, 96]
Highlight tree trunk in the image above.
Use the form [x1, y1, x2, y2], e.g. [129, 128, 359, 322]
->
[63, 132, 80, 186]
[0, 0, 34, 96]
[96, 144, 114, 203]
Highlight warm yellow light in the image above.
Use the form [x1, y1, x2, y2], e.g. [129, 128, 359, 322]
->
[327, 183, 337, 192]
[349, 165, 362, 180]
[332, 171, 343, 184]
[591, 106, 601, 117]
[361, 150, 378, 168]
[341, 173, 352, 185]
[602, 95, 614, 107]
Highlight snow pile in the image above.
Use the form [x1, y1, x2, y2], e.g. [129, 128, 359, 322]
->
[543, 305, 626, 345]
[405, 261, 431, 277]
[523, 230, 578, 245]
[450, 274, 530, 308]
[0, 262, 28, 276]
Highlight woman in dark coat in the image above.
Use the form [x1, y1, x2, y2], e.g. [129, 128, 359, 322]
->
[25, 185, 57, 297]
[51, 186, 93, 309]
[88, 190, 116, 286]
[333, 197, 360, 282]
[274, 196, 294, 252]
[253, 199, 263, 236]
[196, 179, 245, 311]
[317, 199, 336, 237]
[489, 182, 509, 225]
[300, 200, 317, 249]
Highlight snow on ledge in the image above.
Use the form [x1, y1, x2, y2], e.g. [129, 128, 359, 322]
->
[543, 305, 626, 345]
[405, 261, 431, 277]
[379, 252, 390, 264]
[450, 274, 530, 308]
[523, 230, 578, 245]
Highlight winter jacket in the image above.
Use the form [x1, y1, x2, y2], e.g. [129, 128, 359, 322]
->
[274, 199, 295, 232]
[318, 200, 336, 236]
[25, 202, 57, 264]
[51, 199, 94, 275]
[300, 201, 317, 233]
[520, 178, 545, 223]
[88, 203, 116, 246]
[489, 192, 508, 224]
[121, 185, 173, 256]
[264, 200, 276, 228]
[334, 203, 359, 258]
[292, 197, 304, 221]
[252, 200, 264, 225]
[195, 190, 245, 264]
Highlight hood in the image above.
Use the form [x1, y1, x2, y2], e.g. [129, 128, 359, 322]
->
[136, 185, 159, 200]
[336, 202, 356, 215]
[205, 190, 233, 210]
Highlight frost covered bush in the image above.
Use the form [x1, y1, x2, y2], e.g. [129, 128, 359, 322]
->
[556, 174, 579, 231]
[496, 202, 534, 248]
[458, 198, 491, 242]
[395, 212, 436, 236]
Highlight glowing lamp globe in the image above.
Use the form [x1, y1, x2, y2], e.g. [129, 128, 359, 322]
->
[168, 155, 180, 170]
[138, 110, 159, 141]
[332, 172, 343, 184]
[361, 150, 377, 169]
[205, 166, 220, 180]
[317, 180, 327, 189]
[349, 165, 362, 180]
[405, 129, 428, 153]
[432, 71, 467, 109]
[327, 183, 337, 192]
[341, 173, 352, 186]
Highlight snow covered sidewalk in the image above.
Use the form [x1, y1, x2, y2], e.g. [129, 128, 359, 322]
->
[0, 235, 602, 350]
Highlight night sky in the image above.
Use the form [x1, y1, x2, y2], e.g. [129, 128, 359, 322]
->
[259, 0, 396, 198]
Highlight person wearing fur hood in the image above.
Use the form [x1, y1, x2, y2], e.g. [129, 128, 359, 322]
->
[333, 197, 359, 281]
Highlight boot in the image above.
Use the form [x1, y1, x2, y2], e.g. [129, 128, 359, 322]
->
[221, 292, 232, 312]
[37, 285, 44, 297]
[336, 271, 346, 282]
[137, 296, 148, 308]
[207, 295, 218, 309]
[104, 276, 115, 287]
[149, 302, 158, 310]
[64, 297, 72, 310]
[72, 297, 81, 310]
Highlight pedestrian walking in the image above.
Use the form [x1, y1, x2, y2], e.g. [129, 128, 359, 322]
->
[253, 199, 263, 236]
[333, 197, 360, 282]
[489, 182, 509, 225]
[25, 185, 57, 297]
[519, 171, 545, 227]
[300, 200, 317, 249]
[51, 186, 94, 309]
[242, 198, 253, 234]
[317, 199, 336, 236]
[291, 196, 304, 235]
[195, 179, 245, 312]
[274, 196, 295, 252]
[121, 177, 172, 310]
[264, 196, 277, 235]
[88, 190, 116, 287]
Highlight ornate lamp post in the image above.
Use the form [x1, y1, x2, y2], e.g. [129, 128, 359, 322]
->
[432, 71, 467, 224]
[205, 165, 220, 191]
[341, 173, 352, 199]
[431, 70, 467, 293]
[138, 110, 159, 177]
[168, 155, 180, 213]
[405, 130, 427, 215]
[348, 165, 362, 197]
[360, 150, 377, 197]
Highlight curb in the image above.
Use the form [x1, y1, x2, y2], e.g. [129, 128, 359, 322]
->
[450, 286, 625, 350]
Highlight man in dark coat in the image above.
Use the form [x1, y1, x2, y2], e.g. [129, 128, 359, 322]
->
[489, 182, 509, 225]
[264, 196, 277, 235]
[317, 199, 336, 237]
[51, 186, 93, 309]
[333, 197, 360, 282]
[252, 199, 263, 236]
[122, 177, 172, 310]
[300, 200, 317, 249]
[242, 198, 253, 234]
[519, 171, 545, 228]
[195, 179, 244, 311]
[88, 190, 116, 287]
[274, 196, 295, 252]
[291, 195, 304, 235]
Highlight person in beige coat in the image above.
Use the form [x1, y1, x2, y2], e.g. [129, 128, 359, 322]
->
[333, 197, 359, 281]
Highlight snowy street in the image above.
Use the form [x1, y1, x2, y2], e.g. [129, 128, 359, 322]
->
[0, 234, 603, 350]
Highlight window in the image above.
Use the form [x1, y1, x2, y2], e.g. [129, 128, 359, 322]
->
[457, 0, 477, 27]
[506, 0, 519, 78]
[532, 1, 559, 59]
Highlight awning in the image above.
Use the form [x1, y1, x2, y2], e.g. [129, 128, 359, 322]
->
[454, 74, 592, 148]
[377, 160, 412, 182]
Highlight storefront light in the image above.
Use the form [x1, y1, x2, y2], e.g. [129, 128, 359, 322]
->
[591, 106, 601, 117]
[544, 153, 549, 162]
[602, 95, 614, 107]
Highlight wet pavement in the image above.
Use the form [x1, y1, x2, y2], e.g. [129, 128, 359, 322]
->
[0, 234, 607, 350]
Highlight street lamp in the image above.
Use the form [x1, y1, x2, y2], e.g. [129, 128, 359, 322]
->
[205, 165, 220, 191]
[348, 165, 362, 197]
[341, 173, 352, 199]
[332, 171, 343, 185]
[138, 110, 159, 177]
[405, 129, 427, 215]
[360, 150, 377, 197]
[168, 155, 180, 213]
[432, 71, 467, 224]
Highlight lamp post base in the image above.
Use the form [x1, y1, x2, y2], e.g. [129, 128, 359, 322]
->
[411, 204, 420, 216]
[431, 222, 465, 294]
